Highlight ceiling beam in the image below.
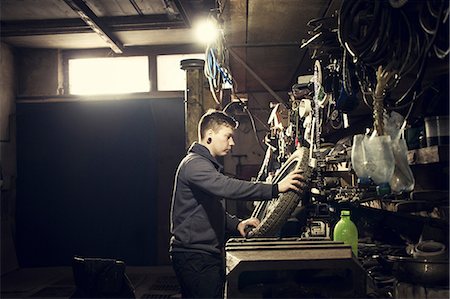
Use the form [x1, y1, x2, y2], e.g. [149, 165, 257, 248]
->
[172, 0, 216, 27]
[1, 15, 186, 37]
[172, 0, 191, 26]
[1, 19, 89, 36]
[63, 0, 124, 53]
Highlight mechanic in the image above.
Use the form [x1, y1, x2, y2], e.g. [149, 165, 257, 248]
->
[169, 109, 305, 298]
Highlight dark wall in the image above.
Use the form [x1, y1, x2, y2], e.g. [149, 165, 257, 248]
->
[16, 98, 184, 267]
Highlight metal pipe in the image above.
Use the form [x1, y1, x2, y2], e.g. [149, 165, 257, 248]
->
[129, 0, 144, 15]
[228, 48, 286, 107]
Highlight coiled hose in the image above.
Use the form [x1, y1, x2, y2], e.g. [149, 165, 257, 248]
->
[338, 0, 447, 110]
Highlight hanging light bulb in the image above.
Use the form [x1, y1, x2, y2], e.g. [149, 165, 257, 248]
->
[193, 17, 220, 44]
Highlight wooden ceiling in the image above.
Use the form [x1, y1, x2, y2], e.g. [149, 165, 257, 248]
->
[1, 0, 339, 94]
[223, 0, 339, 94]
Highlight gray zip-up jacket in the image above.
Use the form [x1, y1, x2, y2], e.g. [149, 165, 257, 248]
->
[170, 142, 276, 255]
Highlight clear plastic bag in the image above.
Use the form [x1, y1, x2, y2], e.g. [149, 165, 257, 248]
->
[351, 134, 370, 179]
[351, 134, 395, 185]
[351, 111, 415, 193]
[386, 112, 415, 193]
[390, 136, 415, 193]
[389, 138, 415, 193]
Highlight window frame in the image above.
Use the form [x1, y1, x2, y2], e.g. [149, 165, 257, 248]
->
[62, 45, 205, 100]
[67, 55, 151, 96]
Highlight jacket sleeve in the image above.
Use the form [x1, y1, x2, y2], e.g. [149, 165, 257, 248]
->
[226, 212, 241, 231]
[184, 157, 274, 200]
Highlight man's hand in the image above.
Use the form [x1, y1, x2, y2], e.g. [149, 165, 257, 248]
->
[237, 217, 260, 237]
[277, 170, 306, 193]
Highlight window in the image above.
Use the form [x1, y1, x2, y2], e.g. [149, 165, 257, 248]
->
[157, 53, 205, 91]
[68, 56, 150, 95]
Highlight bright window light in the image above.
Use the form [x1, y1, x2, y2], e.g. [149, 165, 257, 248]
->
[69, 56, 150, 95]
[157, 53, 205, 91]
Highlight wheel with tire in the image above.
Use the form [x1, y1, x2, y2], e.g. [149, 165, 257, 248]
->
[247, 147, 312, 238]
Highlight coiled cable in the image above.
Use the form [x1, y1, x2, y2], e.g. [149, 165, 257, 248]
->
[338, 0, 447, 110]
[203, 15, 234, 105]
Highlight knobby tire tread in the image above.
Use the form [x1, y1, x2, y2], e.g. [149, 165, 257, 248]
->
[248, 147, 311, 238]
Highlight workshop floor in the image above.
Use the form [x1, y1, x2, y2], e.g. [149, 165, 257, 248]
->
[1, 266, 181, 298]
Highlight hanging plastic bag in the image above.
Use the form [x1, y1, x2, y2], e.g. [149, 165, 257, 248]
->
[351, 134, 395, 185]
[351, 134, 370, 179]
[385, 112, 415, 193]
[390, 138, 415, 193]
[363, 135, 396, 184]
[352, 111, 415, 193]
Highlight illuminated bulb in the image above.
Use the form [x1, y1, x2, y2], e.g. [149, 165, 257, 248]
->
[193, 18, 220, 44]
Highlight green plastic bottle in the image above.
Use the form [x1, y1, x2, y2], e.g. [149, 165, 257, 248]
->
[333, 210, 358, 257]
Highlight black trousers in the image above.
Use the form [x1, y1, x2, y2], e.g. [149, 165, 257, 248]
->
[171, 252, 225, 298]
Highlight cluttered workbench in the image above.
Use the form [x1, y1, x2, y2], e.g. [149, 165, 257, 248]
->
[225, 238, 365, 298]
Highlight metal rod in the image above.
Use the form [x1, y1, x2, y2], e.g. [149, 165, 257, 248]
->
[129, 0, 144, 15]
[228, 48, 286, 107]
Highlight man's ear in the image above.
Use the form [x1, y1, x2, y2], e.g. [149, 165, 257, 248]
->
[205, 129, 214, 144]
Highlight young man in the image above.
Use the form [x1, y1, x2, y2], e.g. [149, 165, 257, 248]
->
[169, 110, 305, 298]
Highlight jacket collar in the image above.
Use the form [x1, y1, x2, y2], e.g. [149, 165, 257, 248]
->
[188, 142, 223, 171]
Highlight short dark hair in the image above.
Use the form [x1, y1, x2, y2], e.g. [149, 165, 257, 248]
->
[198, 109, 238, 140]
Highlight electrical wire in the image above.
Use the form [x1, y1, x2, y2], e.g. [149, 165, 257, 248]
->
[205, 44, 224, 105]
[392, 0, 446, 107]
[338, 0, 447, 111]
[432, 3, 449, 59]
[209, 7, 274, 153]
[223, 97, 266, 151]
[203, 13, 235, 106]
